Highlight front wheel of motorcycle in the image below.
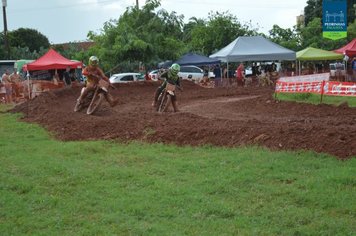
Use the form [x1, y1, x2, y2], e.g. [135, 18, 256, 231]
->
[86, 92, 104, 115]
[74, 100, 84, 112]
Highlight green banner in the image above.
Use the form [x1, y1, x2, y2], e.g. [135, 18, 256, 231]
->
[323, 31, 347, 40]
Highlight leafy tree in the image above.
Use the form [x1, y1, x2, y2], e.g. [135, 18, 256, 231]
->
[0, 33, 5, 58]
[81, 0, 186, 72]
[347, 19, 356, 40]
[268, 25, 301, 51]
[188, 11, 258, 56]
[182, 17, 206, 44]
[304, 0, 322, 26]
[0, 32, 48, 59]
[8, 28, 50, 52]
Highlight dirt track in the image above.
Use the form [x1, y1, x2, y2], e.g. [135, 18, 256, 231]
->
[11, 80, 356, 159]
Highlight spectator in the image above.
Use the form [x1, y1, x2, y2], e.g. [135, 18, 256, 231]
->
[53, 70, 60, 85]
[236, 63, 245, 87]
[0, 75, 5, 103]
[145, 70, 150, 80]
[213, 64, 222, 87]
[63, 66, 71, 86]
[9, 69, 22, 103]
[2, 69, 13, 103]
[222, 66, 228, 87]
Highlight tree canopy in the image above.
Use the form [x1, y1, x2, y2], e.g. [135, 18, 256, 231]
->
[1, 0, 354, 71]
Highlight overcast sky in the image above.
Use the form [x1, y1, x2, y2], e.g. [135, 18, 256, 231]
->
[2, 0, 308, 44]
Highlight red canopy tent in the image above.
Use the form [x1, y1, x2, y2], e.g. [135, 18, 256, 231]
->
[334, 38, 356, 58]
[23, 48, 83, 71]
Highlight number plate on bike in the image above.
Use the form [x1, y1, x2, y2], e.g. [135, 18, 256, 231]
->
[166, 83, 176, 92]
[99, 79, 109, 90]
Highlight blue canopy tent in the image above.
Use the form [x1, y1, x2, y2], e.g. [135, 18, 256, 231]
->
[158, 60, 173, 69]
[175, 52, 221, 66]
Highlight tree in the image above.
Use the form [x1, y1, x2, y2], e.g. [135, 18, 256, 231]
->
[188, 11, 258, 56]
[8, 28, 50, 52]
[268, 25, 301, 51]
[81, 0, 186, 72]
[304, 0, 322, 26]
[347, 19, 356, 40]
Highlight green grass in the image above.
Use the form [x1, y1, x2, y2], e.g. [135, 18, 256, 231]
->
[275, 92, 356, 107]
[1, 108, 355, 235]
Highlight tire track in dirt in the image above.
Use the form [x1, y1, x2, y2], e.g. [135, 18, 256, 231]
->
[181, 95, 260, 120]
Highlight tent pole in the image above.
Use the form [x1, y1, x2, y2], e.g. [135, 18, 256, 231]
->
[227, 62, 229, 87]
[26, 71, 30, 99]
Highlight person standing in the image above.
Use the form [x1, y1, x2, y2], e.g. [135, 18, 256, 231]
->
[222, 66, 228, 87]
[213, 64, 222, 87]
[63, 66, 71, 86]
[9, 69, 22, 103]
[2, 69, 13, 103]
[236, 63, 245, 87]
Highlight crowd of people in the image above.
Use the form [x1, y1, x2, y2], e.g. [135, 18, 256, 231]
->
[0, 68, 23, 104]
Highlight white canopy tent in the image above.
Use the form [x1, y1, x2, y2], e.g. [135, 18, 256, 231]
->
[209, 36, 296, 62]
[209, 36, 296, 77]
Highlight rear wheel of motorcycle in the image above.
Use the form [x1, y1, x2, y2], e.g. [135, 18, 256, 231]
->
[163, 95, 171, 112]
[86, 93, 104, 115]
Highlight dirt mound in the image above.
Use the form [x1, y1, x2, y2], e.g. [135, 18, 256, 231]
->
[11, 80, 356, 159]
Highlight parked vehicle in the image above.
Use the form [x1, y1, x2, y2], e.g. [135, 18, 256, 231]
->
[234, 66, 252, 77]
[148, 70, 160, 81]
[178, 65, 204, 83]
[109, 73, 144, 83]
[329, 62, 346, 77]
[208, 71, 215, 79]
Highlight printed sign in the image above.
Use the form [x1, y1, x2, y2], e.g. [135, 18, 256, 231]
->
[322, 0, 347, 40]
[275, 81, 356, 97]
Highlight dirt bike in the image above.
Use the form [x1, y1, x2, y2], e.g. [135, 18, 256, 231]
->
[74, 79, 110, 115]
[156, 82, 180, 112]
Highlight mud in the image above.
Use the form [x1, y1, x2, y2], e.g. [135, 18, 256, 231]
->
[11, 80, 356, 159]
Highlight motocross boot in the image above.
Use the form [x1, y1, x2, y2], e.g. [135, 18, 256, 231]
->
[152, 88, 160, 107]
[172, 99, 179, 112]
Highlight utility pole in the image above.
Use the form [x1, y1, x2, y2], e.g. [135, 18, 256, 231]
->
[136, 0, 139, 8]
[2, 0, 10, 59]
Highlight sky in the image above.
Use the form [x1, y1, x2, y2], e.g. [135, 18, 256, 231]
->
[2, 0, 308, 44]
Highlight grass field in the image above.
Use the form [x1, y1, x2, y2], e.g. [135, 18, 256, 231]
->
[275, 92, 356, 107]
[1, 106, 355, 235]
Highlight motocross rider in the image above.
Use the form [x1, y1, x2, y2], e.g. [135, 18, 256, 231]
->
[76, 56, 118, 108]
[152, 63, 182, 112]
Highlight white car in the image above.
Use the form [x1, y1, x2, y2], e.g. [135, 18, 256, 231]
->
[148, 70, 160, 81]
[329, 63, 346, 77]
[178, 65, 204, 83]
[109, 73, 144, 83]
[234, 67, 253, 77]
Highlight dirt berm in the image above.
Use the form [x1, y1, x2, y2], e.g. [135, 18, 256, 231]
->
[12, 80, 356, 159]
